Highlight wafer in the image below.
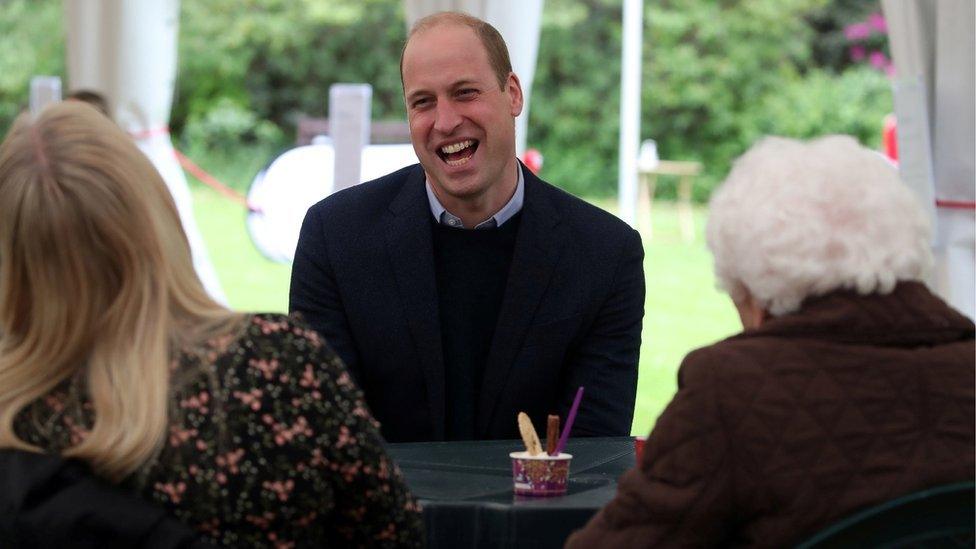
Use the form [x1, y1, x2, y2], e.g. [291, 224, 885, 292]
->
[517, 412, 543, 456]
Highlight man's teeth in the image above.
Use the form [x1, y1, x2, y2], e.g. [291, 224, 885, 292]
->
[441, 140, 474, 154]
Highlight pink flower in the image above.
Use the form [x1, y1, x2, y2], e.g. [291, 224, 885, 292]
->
[179, 391, 210, 414]
[168, 426, 198, 447]
[44, 394, 66, 413]
[336, 425, 355, 448]
[300, 365, 319, 388]
[271, 416, 313, 445]
[844, 22, 871, 40]
[233, 389, 263, 411]
[216, 449, 246, 473]
[294, 512, 318, 527]
[262, 479, 296, 502]
[154, 481, 187, 504]
[869, 50, 890, 70]
[849, 45, 866, 61]
[249, 358, 280, 379]
[868, 12, 887, 33]
[246, 512, 275, 529]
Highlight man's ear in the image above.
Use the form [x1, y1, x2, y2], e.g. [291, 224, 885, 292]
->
[507, 72, 524, 117]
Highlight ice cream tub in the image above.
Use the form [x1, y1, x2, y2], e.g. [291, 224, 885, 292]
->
[510, 451, 572, 497]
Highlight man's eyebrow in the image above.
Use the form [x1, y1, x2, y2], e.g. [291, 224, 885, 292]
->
[450, 79, 480, 89]
[406, 79, 482, 101]
[405, 89, 430, 102]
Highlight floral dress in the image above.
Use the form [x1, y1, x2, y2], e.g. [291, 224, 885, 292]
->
[15, 313, 424, 548]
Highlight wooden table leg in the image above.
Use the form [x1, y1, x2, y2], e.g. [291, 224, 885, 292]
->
[678, 175, 693, 243]
[639, 173, 656, 241]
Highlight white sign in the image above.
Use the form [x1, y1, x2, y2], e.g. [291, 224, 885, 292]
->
[330, 84, 372, 192]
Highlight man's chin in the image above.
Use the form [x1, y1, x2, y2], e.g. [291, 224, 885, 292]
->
[429, 175, 486, 201]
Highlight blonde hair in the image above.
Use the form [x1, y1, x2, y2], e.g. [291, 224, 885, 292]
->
[706, 135, 932, 316]
[0, 102, 241, 482]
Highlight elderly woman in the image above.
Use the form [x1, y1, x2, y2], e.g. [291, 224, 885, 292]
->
[0, 102, 423, 547]
[567, 136, 975, 548]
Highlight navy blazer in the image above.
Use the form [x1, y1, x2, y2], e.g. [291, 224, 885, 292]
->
[290, 163, 644, 442]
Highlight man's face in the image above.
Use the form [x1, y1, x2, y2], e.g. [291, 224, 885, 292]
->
[401, 24, 523, 207]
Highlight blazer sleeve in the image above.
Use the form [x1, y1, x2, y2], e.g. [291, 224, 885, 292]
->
[289, 203, 363, 382]
[562, 227, 644, 436]
[565, 351, 734, 548]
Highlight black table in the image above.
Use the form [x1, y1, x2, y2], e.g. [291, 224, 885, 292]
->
[387, 437, 635, 549]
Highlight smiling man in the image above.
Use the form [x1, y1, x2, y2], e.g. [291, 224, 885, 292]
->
[290, 12, 645, 442]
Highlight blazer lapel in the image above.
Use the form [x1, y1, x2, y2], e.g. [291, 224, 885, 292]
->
[383, 166, 446, 439]
[478, 169, 567, 434]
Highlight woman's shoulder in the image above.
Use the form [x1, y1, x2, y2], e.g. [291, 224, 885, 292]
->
[677, 333, 790, 388]
[225, 313, 334, 363]
[239, 312, 325, 346]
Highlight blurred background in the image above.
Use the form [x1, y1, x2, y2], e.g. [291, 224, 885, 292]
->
[0, 0, 895, 433]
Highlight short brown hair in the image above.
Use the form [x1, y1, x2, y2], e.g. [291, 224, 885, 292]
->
[66, 89, 110, 118]
[400, 12, 513, 90]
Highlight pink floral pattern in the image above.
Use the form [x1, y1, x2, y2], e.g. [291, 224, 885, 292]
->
[15, 313, 424, 548]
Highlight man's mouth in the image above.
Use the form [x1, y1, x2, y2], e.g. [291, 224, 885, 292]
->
[437, 139, 479, 166]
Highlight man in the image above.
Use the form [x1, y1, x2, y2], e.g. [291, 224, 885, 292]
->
[290, 12, 644, 442]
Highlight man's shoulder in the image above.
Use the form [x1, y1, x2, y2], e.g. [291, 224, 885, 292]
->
[531, 174, 638, 240]
[306, 163, 421, 220]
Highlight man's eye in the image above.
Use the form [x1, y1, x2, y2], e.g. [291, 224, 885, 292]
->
[412, 98, 432, 108]
[457, 89, 477, 98]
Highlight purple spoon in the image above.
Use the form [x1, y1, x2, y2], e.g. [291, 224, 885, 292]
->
[553, 386, 584, 455]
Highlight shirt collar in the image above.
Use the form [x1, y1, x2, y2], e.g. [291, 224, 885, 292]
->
[425, 164, 525, 229]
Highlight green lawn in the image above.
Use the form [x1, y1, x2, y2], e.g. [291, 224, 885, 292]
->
[188, 182, 740, 435]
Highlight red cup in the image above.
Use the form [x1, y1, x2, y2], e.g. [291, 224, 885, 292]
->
[634, 436, 647, 462]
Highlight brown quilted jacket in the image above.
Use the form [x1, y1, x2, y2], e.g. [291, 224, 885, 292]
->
[566, 282, 975, 548]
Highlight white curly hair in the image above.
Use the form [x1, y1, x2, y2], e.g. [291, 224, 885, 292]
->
[705, 135, 933, 316]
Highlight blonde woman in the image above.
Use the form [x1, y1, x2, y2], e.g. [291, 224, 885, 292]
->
[0, 102, 423, 547]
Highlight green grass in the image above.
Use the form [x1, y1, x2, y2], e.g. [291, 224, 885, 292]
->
[188, 181, 740, 436]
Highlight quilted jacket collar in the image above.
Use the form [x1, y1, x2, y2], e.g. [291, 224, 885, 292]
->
[734, 281, 975, 348]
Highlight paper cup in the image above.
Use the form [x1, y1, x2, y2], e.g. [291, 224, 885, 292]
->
[634, 436, 647, 462]
[510, 451, 572, 497]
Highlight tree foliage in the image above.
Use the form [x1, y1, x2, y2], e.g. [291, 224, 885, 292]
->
[531, 0, 890, 197]
[1, 0, 890, 199]
[0, 0, 64, 131]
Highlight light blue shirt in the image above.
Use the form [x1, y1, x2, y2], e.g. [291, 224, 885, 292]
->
[425, 164, 525, 229]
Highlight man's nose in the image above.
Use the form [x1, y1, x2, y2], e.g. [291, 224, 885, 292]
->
[433, 101, 462, 134]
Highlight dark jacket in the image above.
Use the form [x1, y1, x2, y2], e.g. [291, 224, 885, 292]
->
[566, 282, 975, 548]
[0, 450, 206, 548]
[290, 163, 645, 442]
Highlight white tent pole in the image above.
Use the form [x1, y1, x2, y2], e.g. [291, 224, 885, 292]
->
[617, 0, 643, 226]
[64, 0, 227, 304]
[881, 0, 938, 231]
[883, 0, 975, 319]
